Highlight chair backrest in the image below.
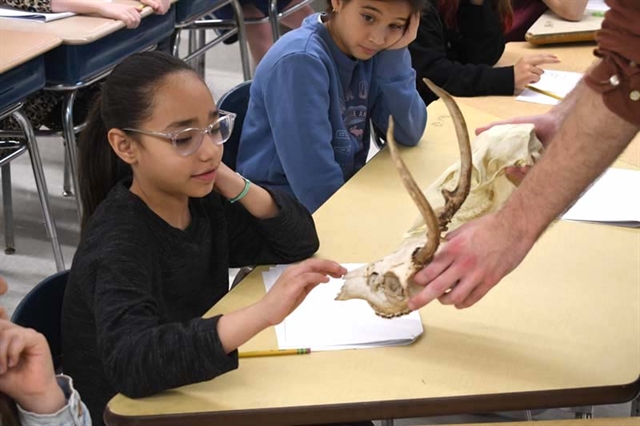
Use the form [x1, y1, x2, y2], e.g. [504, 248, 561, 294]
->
[218, 80, 252, 171]
[11, 270, 69, 371]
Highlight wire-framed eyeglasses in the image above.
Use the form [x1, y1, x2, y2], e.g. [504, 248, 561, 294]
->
[123, 110, 236, 157]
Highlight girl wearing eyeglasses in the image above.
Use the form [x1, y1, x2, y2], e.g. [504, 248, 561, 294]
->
[61, 51, 345, 426]
[236, 0, 428, 213]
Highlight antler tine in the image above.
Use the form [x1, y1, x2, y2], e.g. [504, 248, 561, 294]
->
[386, 116, 440, 266]
[423, 78, 472, 231]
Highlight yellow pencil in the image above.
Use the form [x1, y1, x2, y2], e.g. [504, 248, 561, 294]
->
[525, 85, 564, 101]
[239, 348, 311, 358]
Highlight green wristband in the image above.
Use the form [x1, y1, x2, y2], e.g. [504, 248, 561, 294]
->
[229, 176, 251, 204]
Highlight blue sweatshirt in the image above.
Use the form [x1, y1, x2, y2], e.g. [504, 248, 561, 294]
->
[236, 13, 428, 212]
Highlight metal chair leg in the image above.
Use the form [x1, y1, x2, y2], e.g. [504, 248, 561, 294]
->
[268, 0, 281, 41]
[631, 392, 639, 416]
[380, 420, 394, 426]
[63, 149, 73, 196]
[172, 29, 182, 57]
[197, 29, 207, 77]
[1, 164, 15, 254]
[12, 110, 65, 271]
[61, 91, 82, 223]
[230, 0, 252, 81]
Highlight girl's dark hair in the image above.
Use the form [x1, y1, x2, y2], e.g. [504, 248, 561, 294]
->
[326, 0, 428, 16]
[438, 0, 513, 31]
[78, 51, 197, 230]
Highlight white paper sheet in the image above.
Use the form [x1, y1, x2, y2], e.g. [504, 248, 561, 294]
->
[586, 0, 609, 12]
[516, 70, 583, 106]
[562, 168, 640, 227]
[262, 264, 424, 351]
[0, 6, 74, 22]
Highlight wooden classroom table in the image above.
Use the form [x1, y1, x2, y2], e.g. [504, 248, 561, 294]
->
[0, 30, 61, 73]
[105, 99, 640, 425]
[459, 42, 639, 168]
[0, 1, 175, 44]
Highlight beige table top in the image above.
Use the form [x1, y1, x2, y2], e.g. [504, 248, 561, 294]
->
[425, 420, 640, 426]
[0, 29, 61, 73]
[459, 42, 639, 168]
[0, 1, 173, 45]
[106, 100, 640, 426]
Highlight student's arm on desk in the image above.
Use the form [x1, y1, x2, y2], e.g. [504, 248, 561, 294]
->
[408, 81, 639, 311]
[543, 0, 588, 21]
[50, 0, 146, 28]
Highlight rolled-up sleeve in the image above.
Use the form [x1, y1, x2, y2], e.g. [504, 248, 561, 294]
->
[584, 0, 640, 126]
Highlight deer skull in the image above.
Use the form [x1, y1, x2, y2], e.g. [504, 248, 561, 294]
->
[335, 79, 473, 318]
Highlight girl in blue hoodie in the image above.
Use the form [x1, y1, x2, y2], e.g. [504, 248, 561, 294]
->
[236, 0, 428, 212]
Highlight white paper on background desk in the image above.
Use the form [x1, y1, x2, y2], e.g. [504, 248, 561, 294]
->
[0, 6, 74, 22]
[516, 70, 583, 106]
[586, 0, 609, 12]
[262, 264, 423, 351]
[562, 168, 640, 227]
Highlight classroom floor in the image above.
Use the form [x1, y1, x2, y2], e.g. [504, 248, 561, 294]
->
[0, 32, 633, 425]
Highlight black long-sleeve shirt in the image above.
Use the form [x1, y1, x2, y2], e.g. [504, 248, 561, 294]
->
[61, 180, 319, 425]
[409, 0, 514, 105]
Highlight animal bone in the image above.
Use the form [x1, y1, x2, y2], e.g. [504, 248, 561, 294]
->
[405, 123, 543, 238]
[335, 79, 473, 318]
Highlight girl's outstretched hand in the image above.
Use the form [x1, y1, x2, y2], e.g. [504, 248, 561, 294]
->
[96, 3, 143, 28]
[0, 320, 65, 414]
[387, 12, 421, 51]
[258, 259, 347, 326]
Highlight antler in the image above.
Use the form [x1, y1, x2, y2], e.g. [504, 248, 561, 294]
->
[423, 78, 472, 231]
[386, 117, 440, 267]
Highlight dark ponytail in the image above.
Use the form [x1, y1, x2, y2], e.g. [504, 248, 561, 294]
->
[78, 51, 197, 230]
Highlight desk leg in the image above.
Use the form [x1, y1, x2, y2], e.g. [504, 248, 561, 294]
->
[12, 110, 65, 272]
[63, 152, 73, 197]
[230, 0, 252, 81]
[380, 420, 394, 426]
[197, 29, 206, 78]
[2, 164, 15, 254]
[632, 392, 639, 416]
[61, 91, 83, 224]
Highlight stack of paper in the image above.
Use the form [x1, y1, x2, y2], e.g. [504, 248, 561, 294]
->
[562, 168, 640, 227]
[0, 6, 74, 22]
[262, 264, 424, 351]
[517, 70, 583, 106]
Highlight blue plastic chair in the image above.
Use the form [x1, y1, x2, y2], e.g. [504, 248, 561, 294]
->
[218, 80, 252, 171]
[11, 270, 69, 372]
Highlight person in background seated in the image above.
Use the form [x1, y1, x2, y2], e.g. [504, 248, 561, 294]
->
[409, 0, 560, 105]
[0, 276, 92, 426]
[213, 0, 316, 66]
[236, 0, 428, 213]
[61, 51, 343, 426]
[0, 0, 170, 146]
[505, 0, 588, 42]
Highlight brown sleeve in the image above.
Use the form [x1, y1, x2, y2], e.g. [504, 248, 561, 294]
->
[3, 0, 53, 13]
[584, 0, 640, 127]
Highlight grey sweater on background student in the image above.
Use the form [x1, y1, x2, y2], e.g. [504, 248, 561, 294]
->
[61, 180, 319, 425]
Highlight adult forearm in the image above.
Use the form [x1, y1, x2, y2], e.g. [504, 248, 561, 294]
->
[498, 83, 638, 243]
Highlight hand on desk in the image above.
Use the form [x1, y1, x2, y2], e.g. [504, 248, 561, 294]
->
[140, 0, 171, 15]
[514, 54, 560, 92]
[95, 3, 143, 28]
[259, 259, 347, 326]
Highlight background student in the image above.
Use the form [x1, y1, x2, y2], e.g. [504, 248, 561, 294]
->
[213, 0, 316, 65]
[409, 0, 559, 105]
[506, 0, 588, 41]
[60, 52, 344, 425]
[0, 276, 91, 426]
[236, 0, 428, 213]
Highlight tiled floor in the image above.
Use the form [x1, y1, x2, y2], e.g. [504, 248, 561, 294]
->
[0, 24, 635, 426]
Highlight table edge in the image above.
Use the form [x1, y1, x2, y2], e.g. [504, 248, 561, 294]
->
[104, 376, 640, 426]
